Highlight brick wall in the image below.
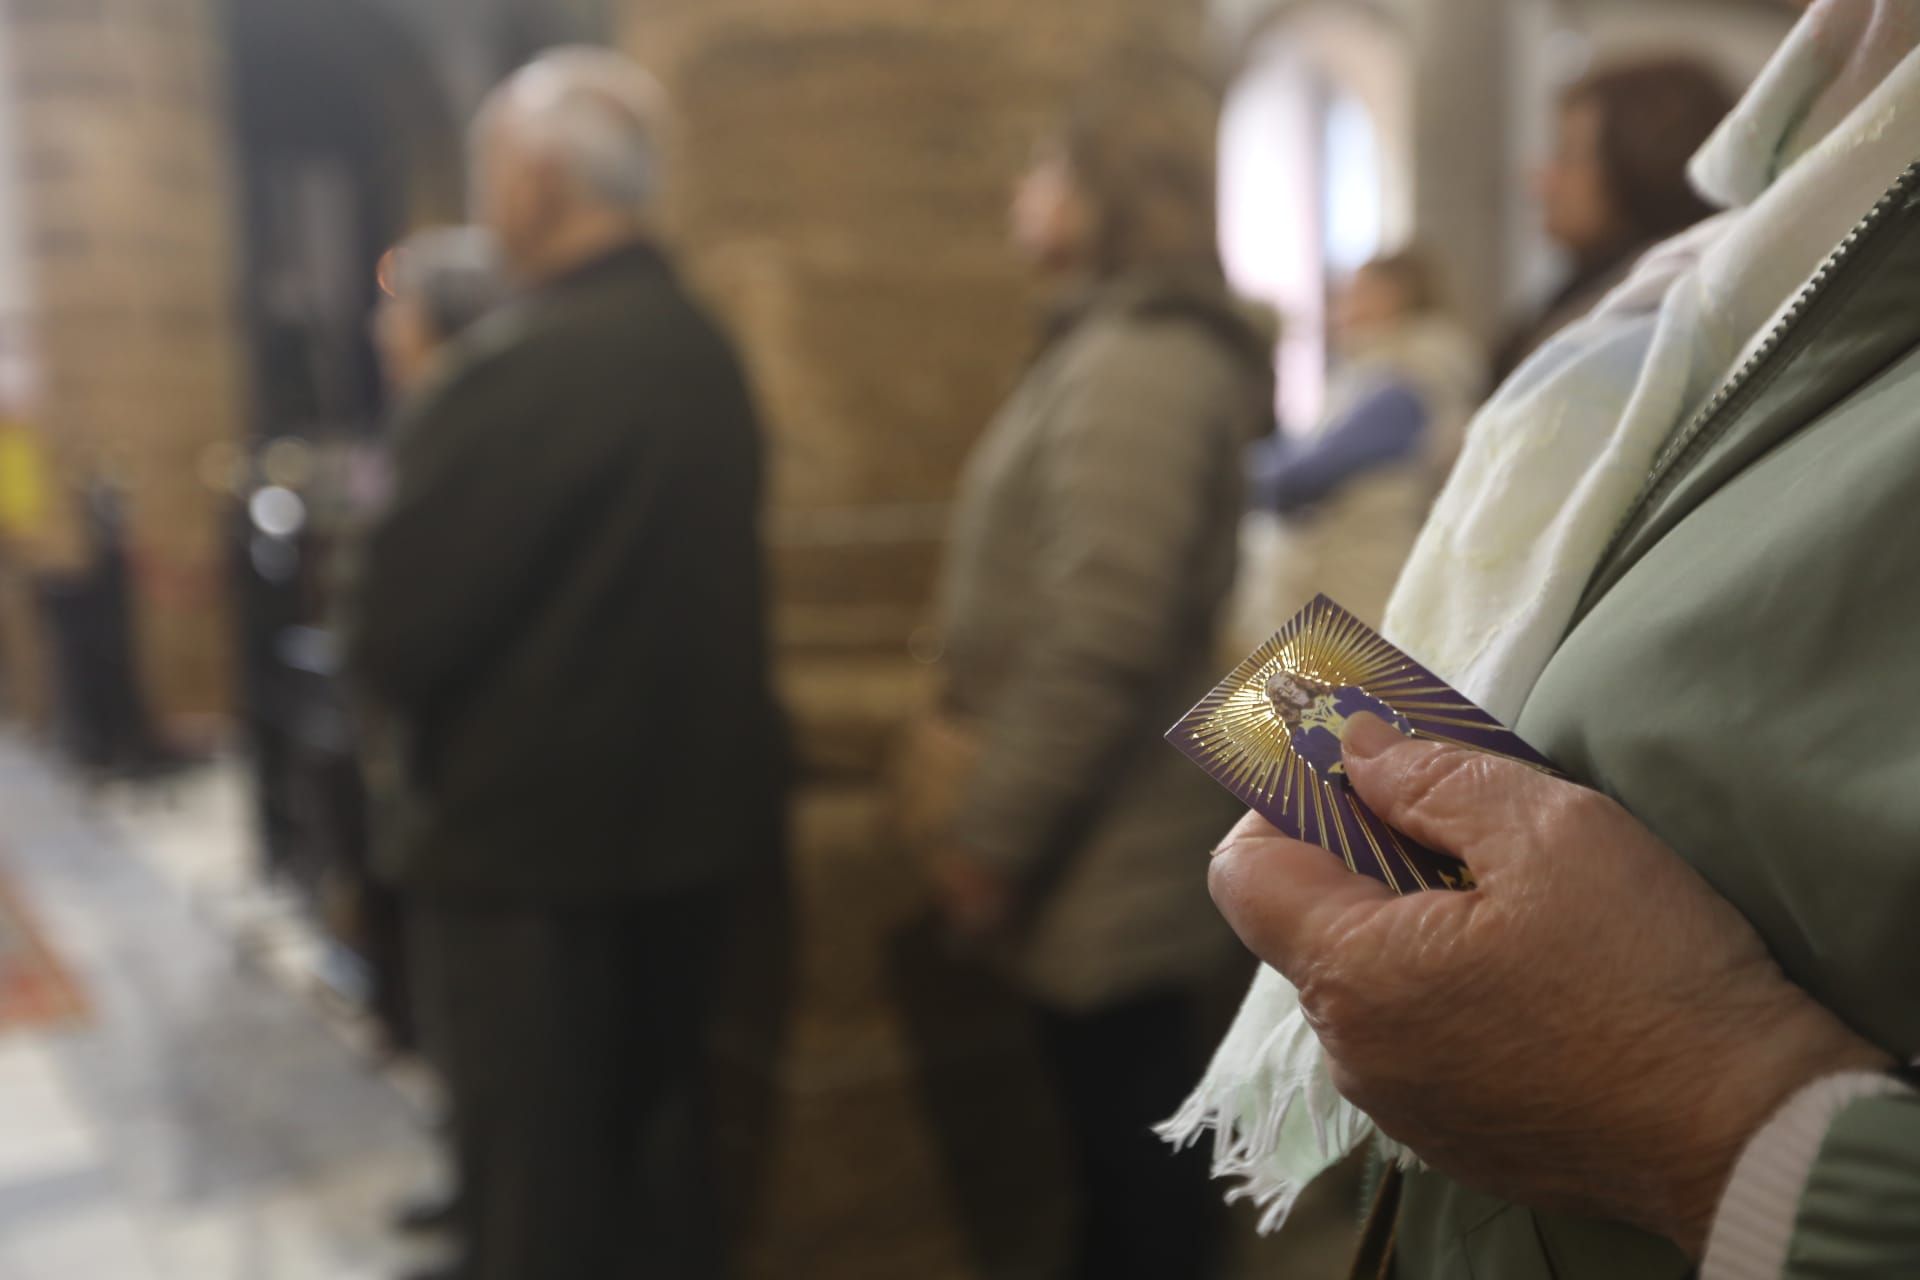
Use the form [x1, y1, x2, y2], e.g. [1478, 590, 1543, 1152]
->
[7, 0, 246, 720]
[619, 4, 1207, 1273]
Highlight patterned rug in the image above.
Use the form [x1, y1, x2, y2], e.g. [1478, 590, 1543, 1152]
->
[0, 869, 86, 1032]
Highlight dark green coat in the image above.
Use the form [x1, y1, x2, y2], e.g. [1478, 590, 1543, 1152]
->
[345, 243, 783, 903]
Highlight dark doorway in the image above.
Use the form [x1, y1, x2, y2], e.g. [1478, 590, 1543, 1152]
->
[222, 0, 462, 1046]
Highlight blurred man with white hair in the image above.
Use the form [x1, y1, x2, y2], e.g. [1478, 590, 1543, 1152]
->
[346, 47, 784, 1280]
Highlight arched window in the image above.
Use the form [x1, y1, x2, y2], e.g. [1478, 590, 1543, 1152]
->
[1217, 2, 1411, 430]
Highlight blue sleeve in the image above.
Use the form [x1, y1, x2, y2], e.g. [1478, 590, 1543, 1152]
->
[1250, 382, 1429, 514]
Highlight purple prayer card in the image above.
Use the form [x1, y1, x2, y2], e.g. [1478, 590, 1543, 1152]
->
[1168, 595, 1558, 894]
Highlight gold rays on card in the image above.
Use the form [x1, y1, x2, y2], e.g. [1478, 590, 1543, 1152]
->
[1167, 596, 1483, 892]
[1174, 597, 1440, 806]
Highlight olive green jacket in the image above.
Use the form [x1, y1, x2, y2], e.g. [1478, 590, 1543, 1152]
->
[937, 272, 1273, 1010]
[1391, 171, 1920, 1276]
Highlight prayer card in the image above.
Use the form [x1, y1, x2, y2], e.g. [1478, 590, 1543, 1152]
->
[1168, 595, 1557, 894]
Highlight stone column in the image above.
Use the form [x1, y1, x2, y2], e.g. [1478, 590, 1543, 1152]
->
[617, 2, 1206, 1273]
[1407, 0, 1516, 341]
[7, 0, 247, 721]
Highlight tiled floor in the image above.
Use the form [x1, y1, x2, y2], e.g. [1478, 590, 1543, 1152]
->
[0, 734, 446, 1280]
[0, 730, 1368, 1279]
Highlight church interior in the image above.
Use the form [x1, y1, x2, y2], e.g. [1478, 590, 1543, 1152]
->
[0, 1, 1805, 1276]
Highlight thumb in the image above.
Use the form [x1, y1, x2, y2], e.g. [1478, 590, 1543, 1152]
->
[1208, 810, 1393, 980]
[1340, 713, 1547, 873]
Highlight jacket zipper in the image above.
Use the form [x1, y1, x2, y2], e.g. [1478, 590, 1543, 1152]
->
[1588, 158, 1920, 581]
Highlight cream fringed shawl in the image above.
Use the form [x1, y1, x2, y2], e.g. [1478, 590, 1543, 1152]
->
[1162, 0, 1920, 1231]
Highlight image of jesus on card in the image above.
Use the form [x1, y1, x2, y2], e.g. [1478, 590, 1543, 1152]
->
[1264, 671, 1412, 779]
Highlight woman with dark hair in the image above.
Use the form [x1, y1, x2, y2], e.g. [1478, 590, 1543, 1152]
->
[907, 52, 1274, 1279]
[1496, 57, 1734, 378]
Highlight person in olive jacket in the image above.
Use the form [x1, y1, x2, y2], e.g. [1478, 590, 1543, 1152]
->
[920, 55, 1274, 1280]
[344, 49, 782, 1280]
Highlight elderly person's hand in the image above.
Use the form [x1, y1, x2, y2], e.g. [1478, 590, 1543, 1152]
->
[1208, 713, 1892, 1257]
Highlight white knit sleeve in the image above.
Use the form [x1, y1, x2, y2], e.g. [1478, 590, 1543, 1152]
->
[1701, 1071, 1915, 1279]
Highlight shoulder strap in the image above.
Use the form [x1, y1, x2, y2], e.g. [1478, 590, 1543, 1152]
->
[1348, 1166, 1404, 1280]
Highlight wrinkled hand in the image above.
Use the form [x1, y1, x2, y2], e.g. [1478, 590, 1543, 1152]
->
[926, 850, 1014, 939]
[1208, 713, 1890, 1256]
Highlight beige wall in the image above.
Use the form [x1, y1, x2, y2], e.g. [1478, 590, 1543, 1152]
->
[6, 0, 247, 720]
[619, 3, 1209, 1272]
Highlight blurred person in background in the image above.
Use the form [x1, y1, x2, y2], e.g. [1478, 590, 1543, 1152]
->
[373, 228, 508, 397]
[344, 48, 783, 1280]
[34, 475, 187, 780]
[1494, 58, 1733, 380]
[1238, 248, 1484, 634]
[358, 225, 506, 1243]
[907, 53, 1273, 1280]
[0, 401, 59, 727]
[0, 385, 184, 779]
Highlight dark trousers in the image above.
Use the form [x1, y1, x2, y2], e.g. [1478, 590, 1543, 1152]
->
[1037, 989, 1221, 1280]
[412, 888, 733, 1280]
[38, 561, 157, 773]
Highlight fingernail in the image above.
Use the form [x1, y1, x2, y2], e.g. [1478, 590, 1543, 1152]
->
[1340, 711, 1403, 761]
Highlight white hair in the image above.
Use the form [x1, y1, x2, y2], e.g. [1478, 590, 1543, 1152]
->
[486, 47, 667, 214]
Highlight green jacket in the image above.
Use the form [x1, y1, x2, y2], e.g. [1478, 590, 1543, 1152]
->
[1392, 167, 1920, 1276]
[344, 243, 783, 903]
